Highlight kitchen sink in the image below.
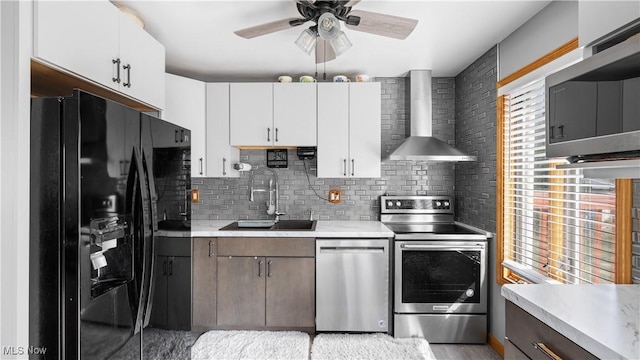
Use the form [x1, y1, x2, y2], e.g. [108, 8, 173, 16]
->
[158, 219, 191, 231]
[219, 220, 317, 231]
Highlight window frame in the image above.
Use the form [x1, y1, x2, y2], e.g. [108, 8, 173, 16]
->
[496, 37, 633, 285]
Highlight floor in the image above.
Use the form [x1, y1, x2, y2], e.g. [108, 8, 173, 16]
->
[430, 344, 502, 360]
[141, 329, 503, 360]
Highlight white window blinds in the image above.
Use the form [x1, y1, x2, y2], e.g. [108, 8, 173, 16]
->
[502, 78, 617, 284]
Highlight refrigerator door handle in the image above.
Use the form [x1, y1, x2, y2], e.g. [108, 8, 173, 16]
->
[140, 150, 158, 329]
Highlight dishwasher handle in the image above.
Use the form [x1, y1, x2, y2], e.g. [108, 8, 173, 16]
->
[319, 247, 386, 254]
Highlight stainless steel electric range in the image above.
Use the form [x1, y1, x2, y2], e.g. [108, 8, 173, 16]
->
[381, 195, 492, 343]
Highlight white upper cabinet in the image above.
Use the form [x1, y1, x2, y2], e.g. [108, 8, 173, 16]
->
[118, 13, 165, 109]
[317, 83, 350, 178]
[206, 83, 240, 178]
[349, 82, 381, 178]
[163, 74, 206, 178]
[34, 1, 120, 90]
[230, 83, 274, 146]
[273, 83, 317, 146]
[317, 82, 381, 178]
[33, 0, 166, 109]
[579, 1, 640, 47]
[229, 83, 317, 147]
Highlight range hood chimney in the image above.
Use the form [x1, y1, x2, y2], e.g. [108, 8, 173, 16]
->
[389, 70, 476, 161]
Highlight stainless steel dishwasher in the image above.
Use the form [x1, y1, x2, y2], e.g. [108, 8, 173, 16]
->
[316, 238, 390, 332]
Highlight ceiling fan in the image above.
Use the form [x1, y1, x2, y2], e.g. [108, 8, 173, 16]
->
[234, 0, 419, 64]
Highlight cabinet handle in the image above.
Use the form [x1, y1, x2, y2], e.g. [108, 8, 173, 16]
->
[267, 260, 272, 277]
[163, 260, 167, 275]
[180, 129, 185, 142]
[209, 241, 214, 257]
[532, 342, 563, 360]
[175, 130, 180, 143]
[168, 259, 173, 276]
[267, 128, 271, 142]
[558, 125, 565, 138]
[275, 128, 279, 142]
[343, 159, 347, 177]
[123, 64, 131, 88]
[199, 158, 203, 175]
[549, 126, 555, 140]
[258, 260, 263, 278]
[351, 159, 355, 177]
[222, 158, 227, 176]
[112, 58, 121, 83]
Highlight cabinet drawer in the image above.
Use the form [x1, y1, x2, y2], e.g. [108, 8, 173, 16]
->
[506, 301, 597, 360]
[217, 237, 315, 257]
[505, 339, 529, 360]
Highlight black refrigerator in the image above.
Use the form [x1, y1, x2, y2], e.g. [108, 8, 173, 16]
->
[29, 90, 191, 360]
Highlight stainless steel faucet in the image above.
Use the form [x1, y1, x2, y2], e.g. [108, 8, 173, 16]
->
[249, 167, 285, 222]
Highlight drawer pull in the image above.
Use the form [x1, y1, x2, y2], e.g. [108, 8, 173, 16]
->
[533, 342, 563, 360]
[209, 241, 215, 257]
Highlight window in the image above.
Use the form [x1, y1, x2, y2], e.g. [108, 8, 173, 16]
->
[500, 78, 617, 284]
[497, 38, 633, 285]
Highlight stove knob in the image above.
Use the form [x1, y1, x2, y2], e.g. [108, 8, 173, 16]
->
[387, 201, 393, 207]
[396, 201, 402, 207]
[444, 201, 450, 208]
[435, 201, 442, 208]
[466, 289, 475, 297]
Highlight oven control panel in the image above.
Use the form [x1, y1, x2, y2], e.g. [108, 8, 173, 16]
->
[381, 196, 453, 213]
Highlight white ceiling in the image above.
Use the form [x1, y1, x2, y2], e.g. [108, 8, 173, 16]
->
[113, 0, 551, 82]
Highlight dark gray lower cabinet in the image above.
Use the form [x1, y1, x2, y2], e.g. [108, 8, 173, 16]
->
[151, 237, 191, 330]
[192, 238, 217, 331]
[215, 237, 315, 330]
[505, 301, 597, 360]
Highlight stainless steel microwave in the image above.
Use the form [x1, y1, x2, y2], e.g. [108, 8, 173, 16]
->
[545, 35, 640, 160]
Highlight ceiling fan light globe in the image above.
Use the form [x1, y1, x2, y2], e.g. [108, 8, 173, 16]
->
[317, 12, 341, 39]
[329, 31, 352, 56]
[295, 28, 317, 55]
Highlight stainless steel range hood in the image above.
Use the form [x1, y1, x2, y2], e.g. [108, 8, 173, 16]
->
[389, 70, 476, 161]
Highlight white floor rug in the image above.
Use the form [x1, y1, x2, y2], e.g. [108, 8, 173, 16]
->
[311, 333, 436, 360]
[191, 330, 310, 360]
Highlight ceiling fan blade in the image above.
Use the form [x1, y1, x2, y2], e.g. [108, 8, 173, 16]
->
[344, 0, 361, 7]
[234, 17, 306, 39]
[345, 10, 418, 40]
[316, 39, 337, 64]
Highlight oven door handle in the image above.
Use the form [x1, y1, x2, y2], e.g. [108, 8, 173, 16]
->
[400, 244, 484, 250]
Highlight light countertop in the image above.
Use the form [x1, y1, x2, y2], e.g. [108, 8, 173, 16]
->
[502, 284, 640, 360]
[191, 220, 394, 238]
[158, 220, 394, 238]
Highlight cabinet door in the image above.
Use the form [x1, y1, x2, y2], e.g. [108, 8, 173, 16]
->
[163, 74, 206, 177]
[317, 83, 350, 178]
[34, 0, 120, 90]
[150, 256, 169, 327]
[548, 82, 597, 143]
[623, 77, 640, 132]
[266, 257, 315, 327]
[230, 83, 273, 146]
[192, 238, 217, 330]
[206, 83, 240, 178]
[273, 83, 317, 146]
[119, 12, 166, 109]
[349, 82, 381, 178]
[167, 256, 191, 331]
[596, 81, 623, 136]
[217, 256, 266, 326]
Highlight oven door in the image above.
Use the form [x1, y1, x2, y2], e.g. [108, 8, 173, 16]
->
[394, 241, 487, 314]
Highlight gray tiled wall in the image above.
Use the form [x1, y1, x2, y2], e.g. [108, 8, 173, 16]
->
[633, 179, 640, 284]
[191, 77, 457, 221]
[454, 46, 498, 232]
